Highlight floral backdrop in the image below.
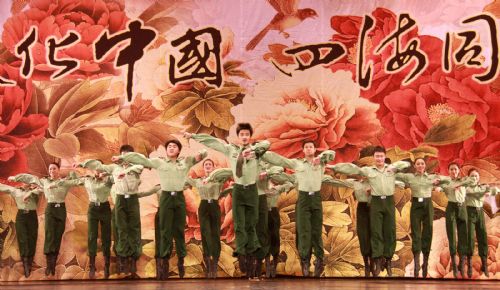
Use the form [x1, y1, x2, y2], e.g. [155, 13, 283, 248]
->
[0, 0, 499, 281]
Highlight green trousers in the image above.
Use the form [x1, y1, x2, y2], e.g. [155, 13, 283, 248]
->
[44, 203, 67, 255]
[255, 195, 269, 260]
[154, 210, 160, 258]
[111, 208, 118, 256]
[16, 210, 38, 257]
[410, 197, 433, 254]
[467, 206, 488, 258]
[268, 207, 280, 257]
[356, 202, 371, 257]
[115, 195, 141, 258]
[232, 184, 260, 256]
[198, 200, 221, 258]
[445, 201, 468, 256]
[296, 191, 323, 260]
[370, 195, 396, 259]
[159, 191, 187, 258]
[88, 202, 112, 257]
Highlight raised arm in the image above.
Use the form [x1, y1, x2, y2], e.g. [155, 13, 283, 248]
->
[319, 150, 336, 164]
[190, 133, 231, 155]
[321, 176, 355, 188]
[80, 159, 117, 175]
[207, 168, 233, 184]
[328, 163, 366, 176]
[262, 151, 297, 169]
[118, 152, 156, 169]
[185, 149, 208, 168]
[251, 140, 270, 157]
[8, 173, 43, 187]
[395, 173, 411, 185]
[137, 184, 161, 198]
[0, 183, 17, 195]
[390, 161, 411, 172]
[267, 166, 296, 184]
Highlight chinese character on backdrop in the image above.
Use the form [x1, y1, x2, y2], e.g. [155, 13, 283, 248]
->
[272, 42, 346, 76]
[15, 26, 37, 80]
[374, 13, 428, 86]
[46, 31, 81, 80]
[94, 20, 157, 101]
[443, 13, 499, 83]
[168, 27, 223, 87]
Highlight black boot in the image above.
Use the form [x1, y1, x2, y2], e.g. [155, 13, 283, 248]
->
[300, 257, 310, 277]
[271, 255, 278, 278]
[363, 255, 370, 277]
[203, 255, 210, 278]
[385, 258, 392, 277]
[211, 257, 218, 279]
[313, 258, 324, 278]
[51, 254, 58, 275]
[155, 258, 162, 280]
[481, 256, 489, 277]
[254, 259, 262, 279]
[265, 256, 271, 278]
[162, 257, 170, 280]
[178, 257, 185, 278]
[45, 254, 51, 276]
[238, 255, 247, 275]
[369, 257, 376, 277]
[129, 257, 137, 277]
[22, 257, 30, 278]
[89, 256, 96, 279]
[373, 257, 382, 277]
[246, 256, 256, 279]
[467, 256, 472, 278]
[459, 255, 465, 278]
[28, 256, 34, 276]
[104, 256, 110, 279]
[422, 254, 429, 278]
[413, 252, 420, 278]
[451, 255, 458, 278]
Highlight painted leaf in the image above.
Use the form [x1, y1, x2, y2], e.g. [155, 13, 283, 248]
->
[387, 146, 413, 162]
[184, 243, 203, 267]
[118, 121, 180, 156]
[423, 114, 476, 146]
[218, 242, 236, 276]
[146, 17, 178, 34]
[75, 129, 108, 155]
[61, 220, 88, 267]
[27, 84, 49, 115]
[322, 201, 352, 227]
[119, 95, 161, 126]
[61, 99, 119, 134]
[43, 133, 80, 159]
[264, 43, 296, 65]
[484, 0, 500, 17]
[142, 241, 156, 259]
[324, 261, 360, 277]
[395, 202, 411, 239]
[161, 91, 202, 120]
[0, 194, 17, 223]
[2, 224, 20, 261]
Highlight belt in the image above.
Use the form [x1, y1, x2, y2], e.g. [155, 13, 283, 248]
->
[49, 202, 65, 208]
[202, 199, 216, 203]
[163, 191, 183, 196]
[449, 201, 464, 207]
[89, 201, 109, 207]
[118, 193, 137, 199]
[412, 197, 430, 203]
[372, 195, 392, 200]
[19, 209, 35, 214]
[234, 183, 256, 189]
[299, 190, 320, 196]
[467, 206, 483, 211]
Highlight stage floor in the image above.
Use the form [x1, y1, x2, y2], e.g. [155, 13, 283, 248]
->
[0, 278, 498, 290]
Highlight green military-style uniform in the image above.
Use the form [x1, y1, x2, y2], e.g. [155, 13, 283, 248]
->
[396, 173, 447, 256]
[186, 168, 232, 278]
[331, 161, 410, 265]
[0, 183, 40, 259]
[262, 150, 335, 277]
[439, 177, 474, 258]
[191, 134, 270, 259]
[255, 161, 272, 262]
[118, 150, 206, 263]
[465, 184, 498, 264]
[85, 161, 144, 260]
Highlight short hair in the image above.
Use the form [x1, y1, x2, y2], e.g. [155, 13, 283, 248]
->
[302, 140, 316, 148]
[165, 139, 182, 153]
[120, 145, 134, 154]
[236, 123, 253, 136]
[384, 157, 392, 164]
[467, 167, 479, 176]
[373, 146, 386, 154]
[203, 159, 215, 167]
[448, 162, 460, 170]
[49, 162, 60, 168]
[359, 146, 375, 159]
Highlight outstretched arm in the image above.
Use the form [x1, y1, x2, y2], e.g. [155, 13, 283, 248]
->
[261, 151, 297, 169]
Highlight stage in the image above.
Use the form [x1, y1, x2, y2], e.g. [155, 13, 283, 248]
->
[0, 278, 498, 290]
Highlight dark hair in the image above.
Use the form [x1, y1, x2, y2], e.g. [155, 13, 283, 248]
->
[203, 159, 215, 167]
[468, 167, 479, 176]
[359, 146, 375, 159]
[302, 140, 316, 148]
[384, 157, 392, 164]
[165, 139, 182, 153]
[49, 162, 60, 168]
[120, 145, 134, 154]
[373, 146, 386, 155]
[236, 123, 253, 136]
[448, 162, 460, 170]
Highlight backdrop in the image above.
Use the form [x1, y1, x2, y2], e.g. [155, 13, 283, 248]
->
[0, 0, 499, 281]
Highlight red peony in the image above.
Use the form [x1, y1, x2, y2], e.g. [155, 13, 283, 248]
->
[0, 61, 48, 178]
[1, 0, 128, 80]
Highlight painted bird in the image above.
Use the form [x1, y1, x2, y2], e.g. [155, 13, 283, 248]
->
[246, 0, 318, 51]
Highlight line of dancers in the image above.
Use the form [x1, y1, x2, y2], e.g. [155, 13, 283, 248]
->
[0, 123, 497, 280]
